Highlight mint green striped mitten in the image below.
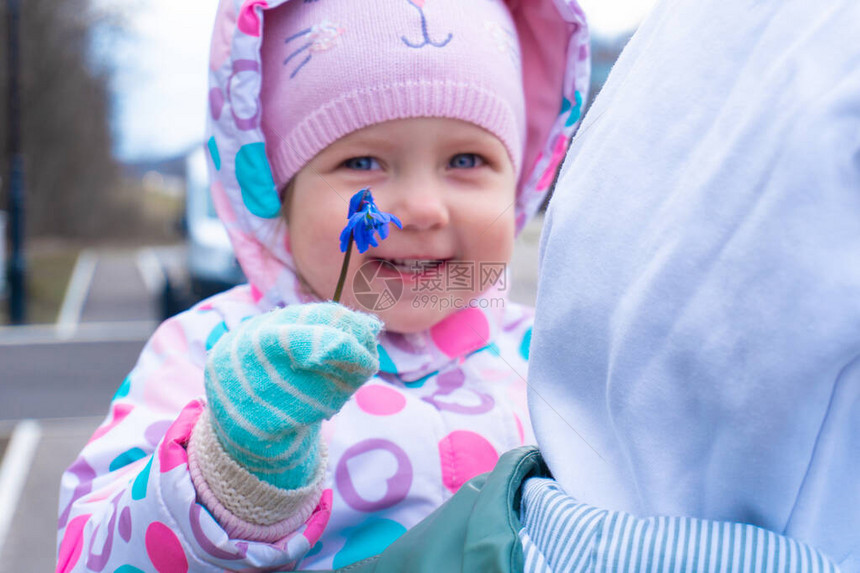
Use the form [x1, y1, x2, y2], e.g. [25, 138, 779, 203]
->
[204, 302, 381, 491]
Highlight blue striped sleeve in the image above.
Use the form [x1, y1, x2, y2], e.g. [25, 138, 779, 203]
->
[518, 477, 840, 573]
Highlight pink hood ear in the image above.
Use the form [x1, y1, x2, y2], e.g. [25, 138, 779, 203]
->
[204, 0, 589, 306]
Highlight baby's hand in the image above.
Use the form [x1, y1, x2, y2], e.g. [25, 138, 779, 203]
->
[204, 302, 381, 490]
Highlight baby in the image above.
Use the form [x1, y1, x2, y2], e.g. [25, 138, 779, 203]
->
[56, 0, 589, 571]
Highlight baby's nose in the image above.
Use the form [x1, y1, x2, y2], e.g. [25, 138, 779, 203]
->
[391, 187, 449, 231]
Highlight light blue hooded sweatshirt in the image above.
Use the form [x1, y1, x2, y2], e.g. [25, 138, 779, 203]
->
[529, 0, 859, 569]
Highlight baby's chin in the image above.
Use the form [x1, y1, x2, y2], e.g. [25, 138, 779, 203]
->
[338, 294, 456, 335]
[376, 311, 446, 335]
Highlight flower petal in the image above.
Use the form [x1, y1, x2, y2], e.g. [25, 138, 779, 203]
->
[339, 187, 400, 254]
[353, 225, 371, 253]
[348, 189, 367, 218]
[339, 226, 352, 252]
[378, 222, 390, 240]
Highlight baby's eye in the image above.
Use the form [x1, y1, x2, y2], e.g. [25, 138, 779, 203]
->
[342, 157, 380, 171]
[449, 153, 484, 169]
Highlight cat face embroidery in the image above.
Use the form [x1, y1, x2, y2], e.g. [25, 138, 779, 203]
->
[402, 0, 453, 49]
[283, 19, 345, 79]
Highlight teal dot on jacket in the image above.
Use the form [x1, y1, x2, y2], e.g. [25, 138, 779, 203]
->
[560, 91, 583, 127]
[131, 456, 153, 500]
[306, 541, 323, 558]
[377, 343, 397, 374]
[112, 376, 131, 401]
[109, 447, 147, 472]
[206, 321, 229, 351]
[113, 565, 146, 573]
[403, 371, 433, 389]
[483, 342, 501, 357]
[235, 142, 281, 218]
[520, 327, 532, 360]
[333, 518, 407, 569]
[207, 136, 221, 171]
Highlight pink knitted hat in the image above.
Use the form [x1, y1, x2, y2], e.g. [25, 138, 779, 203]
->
[260, 0, 526, 188]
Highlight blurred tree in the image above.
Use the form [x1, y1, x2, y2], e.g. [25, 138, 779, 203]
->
[0, 0, 133, 238]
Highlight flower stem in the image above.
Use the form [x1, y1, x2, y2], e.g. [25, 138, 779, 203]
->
[332, 235, 354, 303]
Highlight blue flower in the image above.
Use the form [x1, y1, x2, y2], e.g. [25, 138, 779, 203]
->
[339, 188, 402, 254]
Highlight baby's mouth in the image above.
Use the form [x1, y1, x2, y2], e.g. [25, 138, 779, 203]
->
[374, 257, 448, 274]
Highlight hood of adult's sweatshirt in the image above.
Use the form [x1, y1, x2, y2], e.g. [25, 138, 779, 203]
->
[204, 0, 589, 312]
[529, 0, 860, 567]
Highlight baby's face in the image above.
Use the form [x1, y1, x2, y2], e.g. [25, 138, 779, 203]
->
[287, 117, 517, 333]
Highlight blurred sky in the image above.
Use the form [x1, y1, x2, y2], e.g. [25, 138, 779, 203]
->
[107, 0, 656, 162]
[106, 0, 218, 161]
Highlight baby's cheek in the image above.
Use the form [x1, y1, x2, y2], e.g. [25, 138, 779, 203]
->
[290, 237, 338, 300]
[478, 214, 515, 259]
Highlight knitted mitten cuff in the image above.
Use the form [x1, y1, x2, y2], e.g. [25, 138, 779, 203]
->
[187, 408, 327, 542]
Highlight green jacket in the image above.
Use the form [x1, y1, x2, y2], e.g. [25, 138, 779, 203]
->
[330, 446, 548, 573]
[312, 446, 840, 573]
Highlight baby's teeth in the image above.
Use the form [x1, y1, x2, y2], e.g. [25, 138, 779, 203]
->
[385, 258, 445, 270]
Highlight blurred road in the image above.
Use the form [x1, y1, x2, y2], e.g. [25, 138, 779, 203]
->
[0, 249, 168, 420]
[0, 221, 541, 571]
[0, 248, 167, 572]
